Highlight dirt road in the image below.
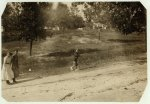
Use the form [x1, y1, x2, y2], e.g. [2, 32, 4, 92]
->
[2, 55, 147, 102]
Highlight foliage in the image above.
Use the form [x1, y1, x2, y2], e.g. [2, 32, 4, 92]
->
[2, 2, 22, 31]
[73, 2, 146, 34]
[20, 2, 41, 41]
[2, 2, 146, 41]
[46, 3, 85, 29]
[109, 2, 146, 34]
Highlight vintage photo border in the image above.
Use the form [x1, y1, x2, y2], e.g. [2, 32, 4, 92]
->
[0, 0, 149, 104]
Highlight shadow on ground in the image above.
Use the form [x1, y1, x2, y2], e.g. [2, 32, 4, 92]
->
[108, 39, 143, 43]
[16, 76, 42, 84]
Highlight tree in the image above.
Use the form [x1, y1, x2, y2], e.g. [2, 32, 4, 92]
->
[2, 2, 23, 42]
[73, 2, 146, 34]
[47, 3, 85, 30]
[2, 3, 22, 31]
[109, 2, 146, 34]
[20, 2, 46, 56]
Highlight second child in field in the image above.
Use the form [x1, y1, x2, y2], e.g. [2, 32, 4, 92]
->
[70, 49, 80, 71]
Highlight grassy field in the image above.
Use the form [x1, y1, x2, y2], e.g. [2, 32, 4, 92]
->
[2, 29, 146, 79]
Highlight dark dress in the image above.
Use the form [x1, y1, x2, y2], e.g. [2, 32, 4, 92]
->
[12, 55, 19, 78]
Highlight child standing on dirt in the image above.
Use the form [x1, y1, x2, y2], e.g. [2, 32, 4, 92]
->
[70, 49, 80, 71]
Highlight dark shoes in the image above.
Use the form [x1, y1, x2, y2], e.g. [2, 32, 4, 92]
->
[6, 80, 13, 85]
[13, 78, 17, 83]
[6, 78, 17, 85]
[13, 80, 17, 83]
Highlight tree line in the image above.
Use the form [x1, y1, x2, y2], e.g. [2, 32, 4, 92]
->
[2, 2, 146, 41]
[2, 2, 85, 42]
[2, 2, 146, 55]
[73, 2, 146, 34]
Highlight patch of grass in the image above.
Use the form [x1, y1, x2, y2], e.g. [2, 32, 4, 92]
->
[2, 29, 146, 79]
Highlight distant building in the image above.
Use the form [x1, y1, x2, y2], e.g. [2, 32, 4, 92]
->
[44, 26, 60, 31]
[92, 22, 107, 30]
[52, 26, 60, 31]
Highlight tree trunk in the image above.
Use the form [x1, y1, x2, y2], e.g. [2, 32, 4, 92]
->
[30, 40, 33, 56]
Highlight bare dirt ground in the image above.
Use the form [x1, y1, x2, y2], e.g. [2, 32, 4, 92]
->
[2, 53, 147, 102]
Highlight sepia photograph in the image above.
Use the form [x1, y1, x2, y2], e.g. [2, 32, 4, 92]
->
[1, 1, 147, 102]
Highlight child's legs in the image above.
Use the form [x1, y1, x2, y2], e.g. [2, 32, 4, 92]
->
[71, 61, 76, 70]
[75, 60, 79, 69]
